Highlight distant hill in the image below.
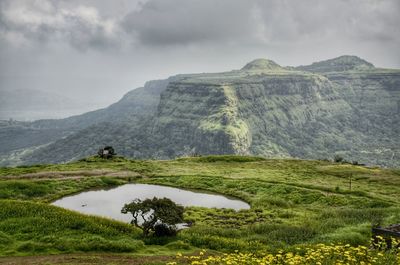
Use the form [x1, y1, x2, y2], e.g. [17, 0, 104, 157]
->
[0, 88, 98, 121]
[1, 56, 399, 167]
[296, 55, 375, 73]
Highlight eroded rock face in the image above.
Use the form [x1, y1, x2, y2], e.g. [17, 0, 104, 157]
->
[6, 56, 400, 167]
[294, 56, 399, 166]
[152, 82, 251, 156]
[147, 57, 399, 166]
[320, 71, 400, 166]
[150, 66, 354, 160]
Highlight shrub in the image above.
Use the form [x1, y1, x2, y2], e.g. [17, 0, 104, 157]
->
[334, 155, 344, 163]
[98, 146, 116, 159]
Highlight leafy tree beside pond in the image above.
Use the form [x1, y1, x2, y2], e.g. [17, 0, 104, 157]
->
[121, 197, 184, 237]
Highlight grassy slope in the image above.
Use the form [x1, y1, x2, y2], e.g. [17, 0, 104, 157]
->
[0, 155, 399, 261]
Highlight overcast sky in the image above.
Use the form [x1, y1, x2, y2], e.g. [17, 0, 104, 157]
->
[1, 0, 399, 116]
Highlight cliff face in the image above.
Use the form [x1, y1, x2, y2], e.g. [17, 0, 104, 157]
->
[295, 56, 399, 166]
[235, 75, 350, 158]
[321, 71, 400, 166]
[152, 82, 251, 156]
[150, 63, 354, 160]
[148, 57, 399, 165]
[4, 56, 399, 167]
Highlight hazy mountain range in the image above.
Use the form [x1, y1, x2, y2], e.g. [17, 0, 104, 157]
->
[0, 88, 101, 121]
[0, 55, 399, 167]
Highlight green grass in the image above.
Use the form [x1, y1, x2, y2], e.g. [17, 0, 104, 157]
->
[0, 200, 143, 256]
[0, 177, 128, 202]
[180, 155, 266, 163]
[0, 155, 399, 259]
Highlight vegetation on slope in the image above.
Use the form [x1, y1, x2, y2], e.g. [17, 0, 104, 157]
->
[1, 56, 399, 168]
[174, 243, 400, 265]
[0, 200, 143, 256]
[0, 155, 399, 264]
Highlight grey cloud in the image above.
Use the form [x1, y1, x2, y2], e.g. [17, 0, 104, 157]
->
[122, 0, 260, 45]
[0, 0, 122, 51]
[1, 0, 399, 51]
[1, 0, 400, 118]
[123, 0, 400, 47]
[254, 0, 400, 43]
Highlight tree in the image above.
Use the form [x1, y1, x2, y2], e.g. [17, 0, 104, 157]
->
[334, 155, 344, 163]
[121, 197, 184, 236]
[98, 146, 116, 159]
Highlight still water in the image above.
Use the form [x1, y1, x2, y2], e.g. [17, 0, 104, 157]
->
[52, 183, 250, 223]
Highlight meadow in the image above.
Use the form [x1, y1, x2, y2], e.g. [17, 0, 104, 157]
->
[0, 155, 399, 264]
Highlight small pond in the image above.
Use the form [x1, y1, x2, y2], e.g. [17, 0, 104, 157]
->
[52, 183, 250, 223]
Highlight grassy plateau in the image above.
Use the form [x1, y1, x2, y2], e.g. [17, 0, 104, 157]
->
[0, 155, 399, 264]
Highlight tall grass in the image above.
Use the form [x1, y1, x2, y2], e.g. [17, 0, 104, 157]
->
[182, 155, 266, 163]
[0, 155, 399, 256]
[0, 200, 143, 256]
[0, 178, 127, 202]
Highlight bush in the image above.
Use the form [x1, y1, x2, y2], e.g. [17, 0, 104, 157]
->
[100, 177, 122, 186]
[334, 155, 344, 163]
[98, 146, 116, 159]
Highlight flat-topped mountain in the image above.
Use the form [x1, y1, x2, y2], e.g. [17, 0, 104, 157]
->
[1, 56, 399, 167]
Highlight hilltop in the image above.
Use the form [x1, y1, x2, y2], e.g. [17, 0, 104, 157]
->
[0, 56, 399, 167]
[241, 58, 284, 71]
[296, 55, 375, 73]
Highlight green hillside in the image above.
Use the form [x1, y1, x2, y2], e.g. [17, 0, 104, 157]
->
[0, 156, 399, 264]
[0, 56, 399, 168]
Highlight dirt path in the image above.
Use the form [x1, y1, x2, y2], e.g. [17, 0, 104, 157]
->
[2, 170, 142, 180]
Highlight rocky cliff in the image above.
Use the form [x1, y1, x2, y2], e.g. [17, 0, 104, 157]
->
[151, 59, 353, 160]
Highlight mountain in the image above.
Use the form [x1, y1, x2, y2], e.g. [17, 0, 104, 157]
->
[0, 79, 172, 165]
[296, 55, 375, 73]
[0, 88, 95, 121]
[0, 56, 399, 167]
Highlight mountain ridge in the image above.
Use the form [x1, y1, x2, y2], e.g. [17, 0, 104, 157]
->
[1, 55, 399, 167]
[296, 55, 375, 73]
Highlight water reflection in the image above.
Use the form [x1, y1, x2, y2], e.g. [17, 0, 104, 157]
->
[52, 183, 250, 223]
